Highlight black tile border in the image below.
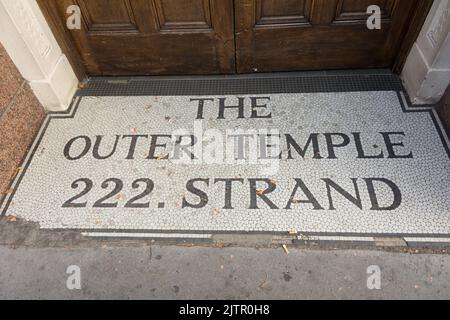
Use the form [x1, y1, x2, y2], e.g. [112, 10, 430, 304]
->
[0, 97, 82, 212]
[1, 73, 450, 247]
[397, 91, 450, 159]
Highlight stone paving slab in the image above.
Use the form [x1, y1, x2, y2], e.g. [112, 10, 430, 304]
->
[1, 246, 449, 299]
[1, 91, 449, 243]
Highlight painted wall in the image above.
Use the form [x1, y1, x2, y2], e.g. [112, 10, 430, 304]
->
[402, 0, 450, 105]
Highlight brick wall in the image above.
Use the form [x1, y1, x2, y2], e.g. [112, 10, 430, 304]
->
[0, 43, 45, 200]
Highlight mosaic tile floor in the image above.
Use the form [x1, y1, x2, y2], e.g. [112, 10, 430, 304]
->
[1, 86, 450, 242]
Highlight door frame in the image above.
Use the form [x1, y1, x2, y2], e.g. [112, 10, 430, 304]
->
[37, 0, 434, 81]
[392, 0, 434, 73]
[38, 0, 87, 81]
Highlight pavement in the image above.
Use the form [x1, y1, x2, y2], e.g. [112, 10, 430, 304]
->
[0, 243, 449, 300]
[0, 217, 450, 300]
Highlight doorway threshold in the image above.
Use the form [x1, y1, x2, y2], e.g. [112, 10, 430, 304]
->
[1, 71, 449, 248]
[81, 69, 403, 97]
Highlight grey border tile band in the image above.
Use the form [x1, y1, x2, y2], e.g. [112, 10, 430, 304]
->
[78, 73, 404, 97]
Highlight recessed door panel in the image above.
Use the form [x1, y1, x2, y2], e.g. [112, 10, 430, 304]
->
[54, 0, 235, 75]
[255, 0, 312, 27]
[334, 0, 395, 23]
[43, 0, 421, 75]
[76, 0, 139, 32]
[235, 0, 418, 73]
[154, 0, 213, 31]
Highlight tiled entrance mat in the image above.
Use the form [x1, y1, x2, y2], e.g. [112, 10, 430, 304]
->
[1, 91, 449, 244]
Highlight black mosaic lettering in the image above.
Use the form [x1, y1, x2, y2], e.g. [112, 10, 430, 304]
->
[352, 132, 384, 159]
[64, 136, 91, 160]
[365, 178, 402, 211]
[93, 178, 123, 208]
[250, 97, 272, 119]
[182, 179, 210, 209]
[214, 178, 244, 210]
[285, 178, 324, 210]
[62, 178, 93, 208]
[123, 135, 149, 160]
[322, 178, 362, 210]
[249, 179, 278, 210]
[218, 97, 246, 119]
[324, 133, 351, 159]
[381, 132, 414, 159]
[191, 98, 215, 120]
[146, 135, 171, 160]
[125, 179, 154, 208]
[93, 135, 120, 160]
[285, 134, 322, 159]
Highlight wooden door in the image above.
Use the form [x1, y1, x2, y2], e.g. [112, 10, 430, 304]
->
[234, 0, 419, 73]
[52, 0, 235, 75]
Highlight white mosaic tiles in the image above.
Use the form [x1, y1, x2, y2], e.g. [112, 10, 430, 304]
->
[2, 91, 450, 236]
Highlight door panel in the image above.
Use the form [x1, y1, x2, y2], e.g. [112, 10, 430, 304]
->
[235, 0, 418, 73]
[55, 0, 235, 75]
[333, 0, 395, 23]
[255, 0, 312, 27]
[46, 0, 421, 75]
[77, 0, 139, 32]
[153, 0, 212, 30]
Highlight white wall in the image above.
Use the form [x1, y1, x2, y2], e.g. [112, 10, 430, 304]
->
[402, 0, 450, 105]
[0, 0, 78, 112]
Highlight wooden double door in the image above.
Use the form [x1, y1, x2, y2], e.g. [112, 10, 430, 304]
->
[45, 0, 422, 75]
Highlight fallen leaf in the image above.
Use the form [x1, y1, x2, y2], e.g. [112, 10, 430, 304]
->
[256, 189, 265, 196]
[115, 193, 126, 200]
[156, 154, 168, 160]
